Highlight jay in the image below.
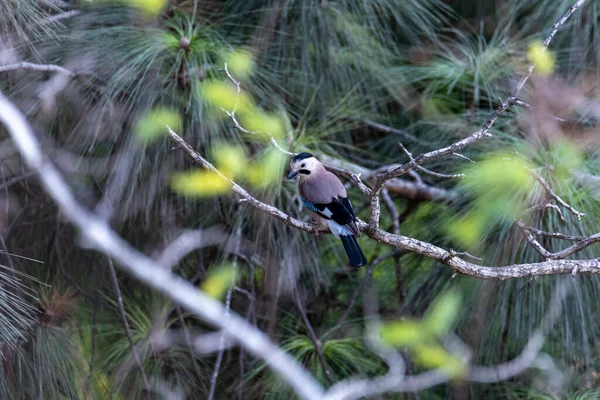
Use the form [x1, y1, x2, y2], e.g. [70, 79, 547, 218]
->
[287, 152, 367, 267]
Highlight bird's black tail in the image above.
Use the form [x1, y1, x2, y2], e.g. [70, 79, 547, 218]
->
[340, 235, 367, 267]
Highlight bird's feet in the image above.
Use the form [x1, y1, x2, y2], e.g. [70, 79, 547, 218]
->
[312, 222, 322, 237]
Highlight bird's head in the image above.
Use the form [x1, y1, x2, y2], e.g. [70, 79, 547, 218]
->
[287, 152, 319, 180]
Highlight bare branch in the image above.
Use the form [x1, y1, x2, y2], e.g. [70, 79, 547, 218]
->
[397, 143, 465, 179]
[0, 62, 75, 76]
[222, 63, 294, 157]
[208, 225, 241, 400]
[530, 170, 585, 220]
[516, 221, 600, 260]
[295, 288, 335, 384]
[374, 96, 515, 188]
[156, 227, 240, 268]
[513, 99, 569, 122]
[514, 0, 588, 94]
[108, 259, 151, 394]
[453, 153, 476, 164]
[360, 118, 423, 143]
[381, 188, 400, 235]
[516, 223, 584, 241]
[320, 155, 456, 201]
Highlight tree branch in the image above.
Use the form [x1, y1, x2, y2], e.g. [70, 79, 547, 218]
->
[0, 62, 75, 76]
[516, 221, 600, 260]
[530, 170, 585, 220]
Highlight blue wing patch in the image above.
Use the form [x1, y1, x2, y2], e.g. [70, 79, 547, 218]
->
[300, 195, 320, 213]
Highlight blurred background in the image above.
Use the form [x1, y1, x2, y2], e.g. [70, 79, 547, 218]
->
[1, 0, 600, 398]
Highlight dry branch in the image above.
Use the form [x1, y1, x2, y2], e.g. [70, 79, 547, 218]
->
[0, 62, 75, 76]
[168, 127, 600, 280]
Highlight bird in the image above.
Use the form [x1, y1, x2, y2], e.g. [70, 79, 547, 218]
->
[287, 152, 367, 267]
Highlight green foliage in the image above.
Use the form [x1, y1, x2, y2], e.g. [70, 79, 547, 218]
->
[448, 152, 535, 248]
[247, 335, 384, 397]
[380, 290, 465, 377]
[200, 264, 238, 299]
[134, 107, 181, 144]
[422, 289, 462, 337]
[528, 41, 556, 76]
[171, 169, 233, 197]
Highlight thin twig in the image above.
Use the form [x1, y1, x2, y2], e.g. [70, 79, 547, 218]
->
[453, 153, 476, 164]
[516, 223, 584, 241]
[530, 170, 585, 220]
[176, 306, 204, 383]
[381, 188, 400, 235]
[295, 287, 335, 384]
[374, 96, 515, 190]
[207, 224, 241, 400]
[515, 221, 600, 260]
[513, 0, 588, 94]
[398, 143, 465, 179]
[222, 63, 295, 156]
[108, 258, 151, 395]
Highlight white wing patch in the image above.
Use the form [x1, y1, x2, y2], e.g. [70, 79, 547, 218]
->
[321, 207, 334, 218]
[327, 220, 352, 238]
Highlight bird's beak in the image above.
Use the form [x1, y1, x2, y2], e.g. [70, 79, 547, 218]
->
[287, 170, 299, 179]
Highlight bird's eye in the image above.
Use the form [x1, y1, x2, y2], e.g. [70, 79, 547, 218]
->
[301, 163, 305, 167]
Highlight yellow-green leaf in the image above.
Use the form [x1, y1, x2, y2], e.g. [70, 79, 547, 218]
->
[213, 144, 247, 179]
[241, 111, 285, 138]
[413, 344, 466, 378]
[422, 290, 461, 337]
[202, 81, 254, 114]
[224, 48, 255, 80]
[246, 151, 286, 188]
[170, 170, 231, 197]
[528, 40, 555, 76]
[134, 107, 181, 144]
[552, 139, 582, 180]
[468, 153, 533, 196]
[201, 265, 238, 299]
[449, 212, 484, 249]
[120, 0, 167, 18]
[379, 319, 423, 348]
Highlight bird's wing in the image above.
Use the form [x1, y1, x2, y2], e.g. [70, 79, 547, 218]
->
[301, 195, 360, 236]
[339, 197, 357, 220]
